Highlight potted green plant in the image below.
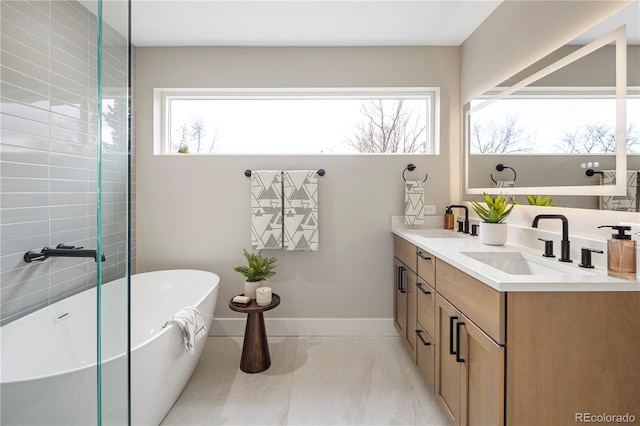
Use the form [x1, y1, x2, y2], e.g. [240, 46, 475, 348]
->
[234, 249, 278, 299]
[524, 194, 559, 207]
[470, 193, 515, 245]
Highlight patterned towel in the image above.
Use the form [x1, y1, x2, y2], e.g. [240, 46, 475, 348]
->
[283, 170, 319, 251]
[251, 170, 283, 250]
[494, 180, 515, 188]
[163, 306, 207, 355]
[404, 180, 424, 225]
[600, 170, 640, 212]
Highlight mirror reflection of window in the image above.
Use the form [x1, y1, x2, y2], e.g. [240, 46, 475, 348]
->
[470, 94, 625, 155]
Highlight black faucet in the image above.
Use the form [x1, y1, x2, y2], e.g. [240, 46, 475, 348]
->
[446, 205, 469, 234]
[24, 244, 106, 263]
[531, 214, 572, 262]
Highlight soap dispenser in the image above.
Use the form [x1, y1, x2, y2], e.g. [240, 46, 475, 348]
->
[444, 207, 454, 230]
[597, 225, 637, 280]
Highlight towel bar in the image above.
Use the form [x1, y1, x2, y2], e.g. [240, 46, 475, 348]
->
[244, 169, 325, 177]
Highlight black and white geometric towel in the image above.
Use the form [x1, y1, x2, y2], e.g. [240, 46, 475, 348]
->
[163, 306, 208, 355]
[404, 180, 425, 225]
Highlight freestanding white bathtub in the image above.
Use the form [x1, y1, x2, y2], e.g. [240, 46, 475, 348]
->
[0, 269, 219, 426]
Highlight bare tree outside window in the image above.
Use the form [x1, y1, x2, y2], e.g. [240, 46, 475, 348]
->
[556, 123, 639, 154]
[172, 116, 220, 153]
[347, 100, 426, 153]
[470, 115, 534, 154]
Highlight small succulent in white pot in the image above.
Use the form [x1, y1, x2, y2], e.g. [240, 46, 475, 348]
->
[470, 193, 515, 245]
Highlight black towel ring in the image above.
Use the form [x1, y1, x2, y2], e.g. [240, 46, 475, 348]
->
[403, 164, 428, 182]
[490, 163, 517, 184]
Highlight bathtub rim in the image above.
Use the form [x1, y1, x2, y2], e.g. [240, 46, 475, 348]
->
[0, 269, 219, 385]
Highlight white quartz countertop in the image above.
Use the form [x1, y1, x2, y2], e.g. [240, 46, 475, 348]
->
[392, 227, 640, 292]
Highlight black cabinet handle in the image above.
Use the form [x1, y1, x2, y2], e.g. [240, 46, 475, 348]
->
[449, 316, 459, 355]
[416, 282, 431, 295]
[416, 251, 431, 260]
[397, 266, 403, 292]
[399, 267, 406, 293]
[455, 321, 465, 363]
[415, 329, 431, 346]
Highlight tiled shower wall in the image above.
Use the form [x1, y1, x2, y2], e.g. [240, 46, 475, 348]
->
[0, 0, 136, 325]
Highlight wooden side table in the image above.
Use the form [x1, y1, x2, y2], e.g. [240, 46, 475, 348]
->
[229, 294, 280, 373]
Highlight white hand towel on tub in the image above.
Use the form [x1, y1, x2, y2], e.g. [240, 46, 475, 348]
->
[283, 170, 319, 251]
[404, 180, 424, 225]
[163, 306, 207, 355]
[251, 170, 283, 250]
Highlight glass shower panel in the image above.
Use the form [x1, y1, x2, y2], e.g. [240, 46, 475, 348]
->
[96, 0, 131, 424]
[0, 0, 131, 424]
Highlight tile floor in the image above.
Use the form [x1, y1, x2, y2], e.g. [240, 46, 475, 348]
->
[161, 336, 448, 426]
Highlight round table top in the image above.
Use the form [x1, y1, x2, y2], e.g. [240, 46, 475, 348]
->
[229, 293, 280, 313]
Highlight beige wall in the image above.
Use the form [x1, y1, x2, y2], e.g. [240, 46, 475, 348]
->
[135, 47, 460, 322]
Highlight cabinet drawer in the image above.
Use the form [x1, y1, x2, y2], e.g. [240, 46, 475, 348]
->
[416, 279, 435, 339]
[436, 259, 505, 344]
[416, 248, 435, 286]
[394, 235, 417, 273]
[415, 325, 435, 394]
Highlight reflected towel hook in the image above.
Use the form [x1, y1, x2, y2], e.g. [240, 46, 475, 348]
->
[586, 169, 604, 177]
[490, 164, 517, 184]
[403, 164, 428, 182]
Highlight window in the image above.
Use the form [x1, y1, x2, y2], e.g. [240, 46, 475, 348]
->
[155, 89, 439, 155]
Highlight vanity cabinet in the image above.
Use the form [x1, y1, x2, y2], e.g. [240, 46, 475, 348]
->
[505, 292, 639, 424]
[416, 248, 436, 392]
[393, 257, 407, 339]
[394, 235, 504, 425]
[393, 233, 640, 426]
[393, 235, 417, 361]
[435, 293, 505, 426]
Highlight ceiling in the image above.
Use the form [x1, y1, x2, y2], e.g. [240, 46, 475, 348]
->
[130, 1, 503, 47]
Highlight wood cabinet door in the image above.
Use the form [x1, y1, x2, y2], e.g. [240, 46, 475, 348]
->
[393, 258, 407, 337]
[416, 324, 436, 394]
[404, 269, 417, 361]
[416, 279, 435, 339]
[435, 295, 461, 425]
[458, 313, 505, 426]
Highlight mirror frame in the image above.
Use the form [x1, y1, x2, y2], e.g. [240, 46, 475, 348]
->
[465, 25, 627, 196]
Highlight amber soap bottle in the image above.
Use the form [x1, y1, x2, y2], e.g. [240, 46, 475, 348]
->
[444, 207, 454, 230]
[598, 225, 637, 280]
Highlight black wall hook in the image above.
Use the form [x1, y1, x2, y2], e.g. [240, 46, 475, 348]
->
[490, 163, 517, 184]
[403, 164, 428, 182]
[585, 169, 604, 177]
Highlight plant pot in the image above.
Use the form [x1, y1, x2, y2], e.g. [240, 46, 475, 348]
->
[244, 281, 263, 299]
[479, 222, 508, 246]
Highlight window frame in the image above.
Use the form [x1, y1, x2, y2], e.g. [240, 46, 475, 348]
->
[153, 87, 440, 155]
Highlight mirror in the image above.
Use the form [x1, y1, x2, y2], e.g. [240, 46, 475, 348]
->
[465, 2, 639, 211]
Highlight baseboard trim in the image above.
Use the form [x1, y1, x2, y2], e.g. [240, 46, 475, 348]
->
[210, 318, 397, 337]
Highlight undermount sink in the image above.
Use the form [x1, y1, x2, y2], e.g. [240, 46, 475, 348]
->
[461, 251, 592, 276]
[411, 230, 466, 239]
